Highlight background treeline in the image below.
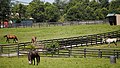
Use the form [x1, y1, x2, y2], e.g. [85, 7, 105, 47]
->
[0, 0, 120, 22]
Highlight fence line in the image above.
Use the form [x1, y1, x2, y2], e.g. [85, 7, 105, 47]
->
[1, 20, 107, 28]
[0, 30, 120, 58]
[42, 30, 120, 48]
[56, 48, 120, 58]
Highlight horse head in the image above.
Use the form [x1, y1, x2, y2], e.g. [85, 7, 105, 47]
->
[28, 50, 40, 65]
[4, 35, 7, 38]
[102, 38, 107, 43]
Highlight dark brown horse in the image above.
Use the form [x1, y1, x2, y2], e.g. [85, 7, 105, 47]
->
[28, 50, 40, 65]
[4, 35, 18, 43]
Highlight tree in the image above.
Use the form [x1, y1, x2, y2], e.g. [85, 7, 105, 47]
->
[101, 8, 108, 19]
[109, 0, 120, 14]
[84, 6, 95, 20]
[98, 0, 109, 8]
[90, 0, 100, 10]
[94, 9, 104, 20]
[0, 0, 11, 20]
[45, 4, 60, 22]
[65, 2, 86, 21]
[54, 0, 69, 16]
[27, 0, 45, 22]
[11, 4, 27, 20]
[10, 0, 119, 22]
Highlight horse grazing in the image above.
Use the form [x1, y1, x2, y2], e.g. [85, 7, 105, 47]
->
[31, 36, 37, 44]
[28, 50, 40, 65]
[31, 36, 37, 45]
[4, 35, 18, 43]
[102, 38, 117, 47]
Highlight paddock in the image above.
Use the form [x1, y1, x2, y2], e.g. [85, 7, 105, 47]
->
[0, 30, 120, 58]
[0, 26, 120, 68]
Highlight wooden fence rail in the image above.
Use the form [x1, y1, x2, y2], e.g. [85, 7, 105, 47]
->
[44, 48, 120, 58]
[0, 30, 120, 58]
[42, 30, 120, 48]
[0, 43, 120, 58]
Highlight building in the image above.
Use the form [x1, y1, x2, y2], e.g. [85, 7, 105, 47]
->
[107, 13, 120, 25]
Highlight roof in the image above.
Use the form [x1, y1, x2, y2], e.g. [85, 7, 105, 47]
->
[107, 13, 115, 17]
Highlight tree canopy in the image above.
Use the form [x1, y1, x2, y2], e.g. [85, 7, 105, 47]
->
[0, 0, 11, 21]
[0, 0, 120, 22]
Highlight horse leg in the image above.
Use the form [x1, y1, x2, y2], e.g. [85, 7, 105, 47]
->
[13, 39, 15, 43]
[108, 42, 110, 47]
[14, 39, 16, 43]
[6, 38, 9, 43]
[36, 56, 40, 65]
[113, 41, 117, 46]
[33, 58, 35, 65]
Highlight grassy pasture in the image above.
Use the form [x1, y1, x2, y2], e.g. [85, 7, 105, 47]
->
[0, 24, 120, 68]
[0, 57, 120, 68]
[0, 24, 120, 44]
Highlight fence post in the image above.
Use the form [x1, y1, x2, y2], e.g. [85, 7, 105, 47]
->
[57, 48, 59, 57]
[98, 49, 102, 58]
[114, 50, 115, 56]
[51, 48, 53, 57]
[95, 35, 98, 45]
[90, 35, 92, 45]
[7, 46, 10, 57]
[68, 48, 71, 57]
[39, 23, 40, 28]
[86, 36, 88, 46]
[17, 44, 20, 58]
[116, 52, 119, 59]
[84, 48, 86, 58]
[0, 45, 3, 53]
[81, 36, 83, 46]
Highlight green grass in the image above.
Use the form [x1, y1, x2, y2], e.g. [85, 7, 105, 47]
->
[0, 57, 120, 68]
[0, 24, 120, 68]
[0, 24, 120, 44]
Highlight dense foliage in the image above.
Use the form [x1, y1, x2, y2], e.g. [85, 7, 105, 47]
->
[0, 0, 120, 22]
[0, 0, 11, 20]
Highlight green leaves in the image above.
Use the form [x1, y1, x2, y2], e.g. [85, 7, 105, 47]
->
[109, 0, 120, 14]
[0, 0, 11, 20]
[45, 4, 60, 22]
[45, 41, 59, 49]
[9, 0, 120, 22]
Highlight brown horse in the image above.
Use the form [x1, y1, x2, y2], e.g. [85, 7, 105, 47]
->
[31, 36, 37, 45]
[28, 50, 40, 65]
[4, 35, 18, 43]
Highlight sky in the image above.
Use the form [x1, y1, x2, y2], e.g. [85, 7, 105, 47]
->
[18, 0, 54, 3]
